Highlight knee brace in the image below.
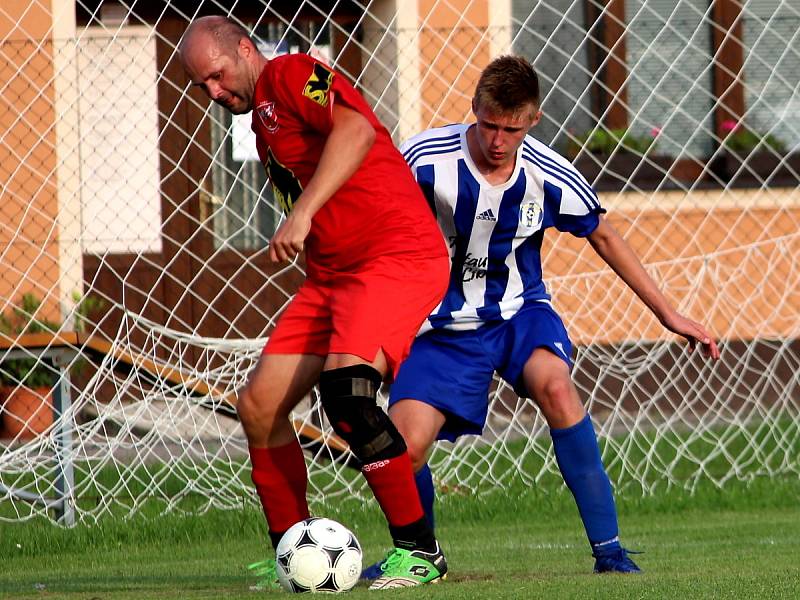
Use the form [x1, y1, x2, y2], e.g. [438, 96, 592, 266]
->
[318, 364, 406, 463]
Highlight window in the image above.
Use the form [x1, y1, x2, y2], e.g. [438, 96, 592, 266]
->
[624, 0, 715, 159]
[78, 27, 162, 254]
[512, 0, 594, 151]
[741, 0, 800, 153]
[208, 103, 275, 251]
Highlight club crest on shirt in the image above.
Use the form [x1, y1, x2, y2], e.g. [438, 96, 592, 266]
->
[302, 63, 334, 107]
[519, 200, 543, 230]
[256, 100, 279, 132]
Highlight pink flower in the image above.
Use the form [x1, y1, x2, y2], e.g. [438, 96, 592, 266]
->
[721, 119, 738, 133]
[650, 127, 662, 137]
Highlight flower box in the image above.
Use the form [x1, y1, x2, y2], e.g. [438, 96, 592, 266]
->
[573, 153, 676, 191]
[711, 151, 800, 188]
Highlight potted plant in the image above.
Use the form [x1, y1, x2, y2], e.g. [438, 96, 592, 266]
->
[0, 292, 103, 440]
[568, 126, 673, 191]
[713, 120, 800, 187]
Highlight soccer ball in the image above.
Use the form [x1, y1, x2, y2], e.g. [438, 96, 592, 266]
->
[275, 517, 362, 593]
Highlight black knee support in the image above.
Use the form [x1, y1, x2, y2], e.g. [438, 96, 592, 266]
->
[318, 364, 406, 463]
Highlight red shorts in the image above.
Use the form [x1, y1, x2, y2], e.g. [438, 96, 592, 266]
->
[264, 253, 449, 379]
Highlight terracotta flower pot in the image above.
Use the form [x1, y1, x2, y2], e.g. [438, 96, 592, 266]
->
[1, 385, 54, 440]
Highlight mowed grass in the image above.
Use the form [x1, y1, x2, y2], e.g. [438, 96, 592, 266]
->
[1, 477, 799, 599]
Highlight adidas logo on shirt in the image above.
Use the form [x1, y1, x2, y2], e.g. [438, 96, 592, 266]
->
[476, 208, 496, 221]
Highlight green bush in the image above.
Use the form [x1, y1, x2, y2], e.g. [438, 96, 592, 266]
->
[721, 120, 786, 155]
[568, 126, 659, 158]
[0, 292, 104, 388]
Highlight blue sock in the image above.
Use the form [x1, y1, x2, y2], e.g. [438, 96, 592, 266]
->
[414, 464, 436, 530]
[550, 414, 620, 553]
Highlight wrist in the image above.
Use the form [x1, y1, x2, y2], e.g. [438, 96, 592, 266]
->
[287, 202, 313, 221]
[656, 307, 677, 326]
[290, 193, 320, 221]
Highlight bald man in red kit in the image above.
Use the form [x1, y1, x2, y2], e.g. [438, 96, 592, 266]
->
[180, 16, 449, 590]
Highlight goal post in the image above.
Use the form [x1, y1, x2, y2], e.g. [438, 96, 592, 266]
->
[1, 0, 798, 525]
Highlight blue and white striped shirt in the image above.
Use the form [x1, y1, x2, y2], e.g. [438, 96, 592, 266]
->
[401, 123, 604, 332]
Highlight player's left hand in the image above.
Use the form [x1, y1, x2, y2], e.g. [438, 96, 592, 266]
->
[662, 312, 720, 360]
[269, 211, 312, 263]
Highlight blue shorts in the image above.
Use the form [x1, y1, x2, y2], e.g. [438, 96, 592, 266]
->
[388, 302, 573, 442]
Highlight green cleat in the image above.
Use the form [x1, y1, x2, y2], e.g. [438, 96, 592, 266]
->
[247, 558, 280, 591]
[368, 542, 447, 590]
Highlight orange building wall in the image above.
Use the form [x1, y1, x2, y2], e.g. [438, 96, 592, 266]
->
[544, 198, 800, 346]
[418, 0, 490, 127]
[0, 1, 62, 324]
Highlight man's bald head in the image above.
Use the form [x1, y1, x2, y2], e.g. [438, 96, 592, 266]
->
[180, 15, 253, 60]
[179, 16, 267, 115]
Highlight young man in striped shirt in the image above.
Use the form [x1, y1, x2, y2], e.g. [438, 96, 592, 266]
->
[363, 55, 720, 578]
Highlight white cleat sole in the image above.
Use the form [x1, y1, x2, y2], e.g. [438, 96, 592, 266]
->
[369, 574, 446, 590]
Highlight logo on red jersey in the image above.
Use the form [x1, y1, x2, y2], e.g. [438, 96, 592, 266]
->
[302, 63, 334, 107]
[256, 100, 279, 132]
[266, 147, 303, 214]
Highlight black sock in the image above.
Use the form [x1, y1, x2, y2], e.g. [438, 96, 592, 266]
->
[269, 529, 285, 551]
[389, 516, 437, 553]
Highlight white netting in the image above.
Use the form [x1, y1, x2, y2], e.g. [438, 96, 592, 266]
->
[1, 0, 798, 525]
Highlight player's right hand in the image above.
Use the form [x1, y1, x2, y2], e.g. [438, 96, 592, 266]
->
[269, 211, 311, 263]
[663, 312, 721, 360]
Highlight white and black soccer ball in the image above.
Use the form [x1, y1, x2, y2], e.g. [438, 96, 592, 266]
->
[275, 517, 362, 593]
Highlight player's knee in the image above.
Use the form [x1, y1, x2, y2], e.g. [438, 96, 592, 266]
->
[319, 365, 407, 464]
[541, 376, 572, 404]
[393, 423, 430, 471]
[236, 385, 259, 427]
[236, 383, 284, 432]
[535, 376, 578, 421]
[404, 439, 429, 473]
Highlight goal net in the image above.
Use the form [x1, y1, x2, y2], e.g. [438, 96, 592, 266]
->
[1, 0, 798, 525]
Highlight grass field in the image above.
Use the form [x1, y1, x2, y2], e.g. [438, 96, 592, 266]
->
[1, 476, 798, 599]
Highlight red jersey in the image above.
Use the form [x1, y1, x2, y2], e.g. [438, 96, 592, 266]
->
[250, 53, 445, 279]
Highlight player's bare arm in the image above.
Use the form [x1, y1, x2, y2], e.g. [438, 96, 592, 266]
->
[268, 104, 376, 263]
[587, 218, 720, 360]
